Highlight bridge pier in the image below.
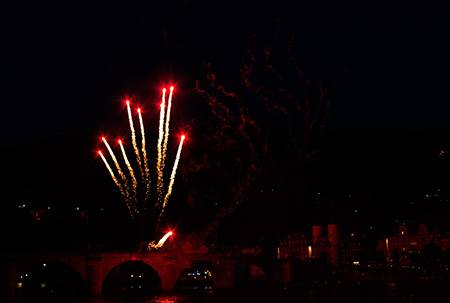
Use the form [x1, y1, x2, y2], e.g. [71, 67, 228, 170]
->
[86, 260, 103, 295]
[0, 263, 16, 301]
[213, 260, 236, 288]
[160, 264, 178, 291]
[282, 260, 294, 283]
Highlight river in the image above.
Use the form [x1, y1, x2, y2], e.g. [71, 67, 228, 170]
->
[14, 281, 450, 303]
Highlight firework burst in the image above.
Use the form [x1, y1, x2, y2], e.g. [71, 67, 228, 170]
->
[98, 86, 185, 231]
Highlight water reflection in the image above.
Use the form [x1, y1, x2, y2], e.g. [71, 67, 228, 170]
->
[15, 281, 450, 303]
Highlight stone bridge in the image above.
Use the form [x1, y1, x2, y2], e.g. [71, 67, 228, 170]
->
[0, 251, 236, 298]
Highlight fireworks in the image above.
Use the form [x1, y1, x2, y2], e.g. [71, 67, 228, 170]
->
[98, 86, 185, 230]
[156, 88, 167, 206]
[98, 151, 122, 194]
[138, 108, 151, 202]
[118, 139, 137, 208]
[147, 231, 173, 250]
[127, 100, 145, 183]
[157, 134, 185, 227]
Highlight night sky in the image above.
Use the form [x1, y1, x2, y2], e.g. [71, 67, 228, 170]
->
[2, 1, 450, 250]
[3, 1, 450, 149]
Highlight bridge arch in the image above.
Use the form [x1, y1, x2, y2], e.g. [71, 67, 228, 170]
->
[175, 259, 215, 290]
[101, 260, 162, 295]
[15, 261, 86, 297]
[1, 252, 236, 296]
[15, 258, 85, 281]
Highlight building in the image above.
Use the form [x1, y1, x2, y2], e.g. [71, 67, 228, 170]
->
[182, 242, 209, 254]
[379, 224, 441, 264]
[278, 232, 312, 262]
[278, 224, 342, 266]
[340, 242, 363, 265]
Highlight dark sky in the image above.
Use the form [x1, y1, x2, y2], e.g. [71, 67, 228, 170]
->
[3, 1, 450, 149]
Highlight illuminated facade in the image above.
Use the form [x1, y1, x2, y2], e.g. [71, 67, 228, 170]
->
[382, 224, 441, 264]
[278, 232, 312, 261]
[340, 242, 363, 265]
[278, 224, 340, 265]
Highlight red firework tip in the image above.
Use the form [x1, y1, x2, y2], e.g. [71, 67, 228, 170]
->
[162, 88, 166, 93]
[170, 86, 174, 91]
[137, 108, 141, 113]
[168, 231, 173, 236]
[98, 151, 102, 155]
[118, 139, 122, 144]
[181, 135, 186, 140]
[102, 137, 106, 141]
[126, 100, 130, 105]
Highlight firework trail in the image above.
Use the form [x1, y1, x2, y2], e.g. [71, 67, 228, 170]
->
[102, 137, 134, 212]
[162, 86, 174, 171]
[127, 100, 145, 182]
[147, 231, 173, 250]
[156, 88, 167, 206]
[102, 137, 129, 193]
[98, 151, 122, 191]
[157, 135, 185, 229]
[119, 139, 138, 205]
[98, 151, 133, 215]
[138, 108, 151, 201]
